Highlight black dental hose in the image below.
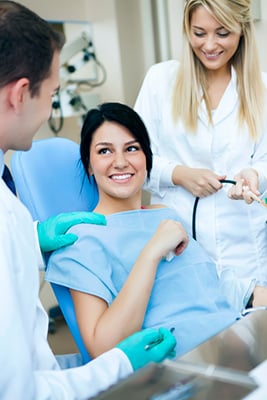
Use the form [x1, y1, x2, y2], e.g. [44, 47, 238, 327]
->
[192, 179, 236, 240]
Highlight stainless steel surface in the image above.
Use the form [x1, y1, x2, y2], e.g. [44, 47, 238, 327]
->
[92, 310, 267, 399]
[180, 309, 267, 372]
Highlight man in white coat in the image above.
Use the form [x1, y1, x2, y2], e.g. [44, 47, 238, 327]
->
[0, 2, 176, 399]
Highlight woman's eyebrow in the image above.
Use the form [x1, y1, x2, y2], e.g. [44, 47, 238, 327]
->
[95, 142, 112, 147]
[192, 25, 225, 30]
[95, 139, 139, 147]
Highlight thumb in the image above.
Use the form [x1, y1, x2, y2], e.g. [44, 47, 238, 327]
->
[248, 181, 260, 195]
[54, 233, 78, 248]
[41, 233, 78, 252]
[55, 212, 106, 235]
[218, 175, 227, 181]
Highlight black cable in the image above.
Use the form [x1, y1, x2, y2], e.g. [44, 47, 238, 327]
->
[48, 91, 64, 135]
[192, 179, 236, 240]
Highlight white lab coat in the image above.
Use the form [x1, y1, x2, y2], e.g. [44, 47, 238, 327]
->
[135, 60, 267, 286]
[0, 153, 132, 400]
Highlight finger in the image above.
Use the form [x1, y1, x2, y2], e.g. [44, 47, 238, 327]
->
[210, 178, 224, 191]
[167, 350, 176, 359]
[58, 212, 106, 233]
[218, 175, 227, 182]
[142, 328, 162, 346]
[55, 233, 78, 248]
[244, 190, 260, 205]
[196, 187, 214, 198]
[158, 327, 173, 337]
[175, 239, 188, 256]
[228, 180, 243, 199]
[150, 328, 176, 357]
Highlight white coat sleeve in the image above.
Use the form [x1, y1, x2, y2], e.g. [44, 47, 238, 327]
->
[34, 348, 133, 400]
[0, 233, 132, 399]
[219, 269, 256, 312]
[33, 219, 46, 271]
[135, 62, 178, 197]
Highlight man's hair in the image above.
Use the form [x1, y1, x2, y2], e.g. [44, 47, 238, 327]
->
[0, 1, 65, 96]
[80, 102, 153, 180]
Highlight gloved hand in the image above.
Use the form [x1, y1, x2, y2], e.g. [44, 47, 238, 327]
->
[37, 211, 106, 252]
[116, 327, 176, 371]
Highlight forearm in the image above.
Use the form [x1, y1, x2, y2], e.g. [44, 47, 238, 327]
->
[171, 165, 189, 186]
[85, 251, 160, 357]
[172, 165, 225, 197]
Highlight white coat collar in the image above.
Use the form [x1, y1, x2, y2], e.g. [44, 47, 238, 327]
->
[198, 66, 238, 127]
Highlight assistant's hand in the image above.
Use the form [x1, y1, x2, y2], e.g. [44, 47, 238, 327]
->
[116, 327, 176, 371]
[172, 166, 225, 197]
[228, 168, 259, 204]
[37, 211, 106, 252]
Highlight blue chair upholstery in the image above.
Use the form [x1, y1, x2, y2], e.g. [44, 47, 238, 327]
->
[11, 137, 98, 363]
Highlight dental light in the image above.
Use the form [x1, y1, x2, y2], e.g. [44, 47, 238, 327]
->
[49, 29, 106, 134]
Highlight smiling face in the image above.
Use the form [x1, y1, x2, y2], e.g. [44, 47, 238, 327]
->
[189, 6, 241, 75]
[89, 121, 147, 212]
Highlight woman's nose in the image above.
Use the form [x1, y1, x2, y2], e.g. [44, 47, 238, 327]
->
[113, 152, 129, 168]
[204, 34, 217, 51]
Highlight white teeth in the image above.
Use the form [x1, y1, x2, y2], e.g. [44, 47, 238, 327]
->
[206, 53, 219, 57]
[111, 174, 131, 180]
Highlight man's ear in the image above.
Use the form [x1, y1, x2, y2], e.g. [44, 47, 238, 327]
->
[8, 78, 30, 113]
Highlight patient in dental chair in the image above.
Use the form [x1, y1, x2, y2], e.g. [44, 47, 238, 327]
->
[45, 102, 267, 360]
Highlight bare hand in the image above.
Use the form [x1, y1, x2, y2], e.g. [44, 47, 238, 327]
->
[172, 166, 226, 198]
[252, 286, 267, 307]
[144, 220, 189, 262]
[228, 168, 259, 204]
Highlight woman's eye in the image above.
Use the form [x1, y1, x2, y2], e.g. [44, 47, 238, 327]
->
[193, 30, 230, 38]
[217, 31, 230, 37]
[98, 148, 111, 155]
[127, 145, 139, 152]
[193, 31, 205, 37]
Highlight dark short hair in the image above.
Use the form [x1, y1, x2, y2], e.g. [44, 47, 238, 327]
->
[0, 1, 65, 96]
[80, 102, 153, 179]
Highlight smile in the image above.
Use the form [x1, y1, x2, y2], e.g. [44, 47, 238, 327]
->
[110, 174, 132, 181]
[202, 51, 223, 59]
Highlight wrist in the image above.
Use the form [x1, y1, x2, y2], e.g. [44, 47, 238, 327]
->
[140, 245, 162, 265]
[172, 165, 187, 186]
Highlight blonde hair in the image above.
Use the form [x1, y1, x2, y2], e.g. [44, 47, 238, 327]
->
[172, 0, 264, 140]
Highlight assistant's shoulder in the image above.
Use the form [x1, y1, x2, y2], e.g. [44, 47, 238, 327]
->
[144, 60, 180, 83]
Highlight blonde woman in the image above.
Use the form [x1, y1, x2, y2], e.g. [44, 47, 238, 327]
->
[135, 0, 267, 289]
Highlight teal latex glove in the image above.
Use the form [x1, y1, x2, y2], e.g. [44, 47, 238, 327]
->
[37, 211, 106, 252]
[116, 327, 176, 371]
